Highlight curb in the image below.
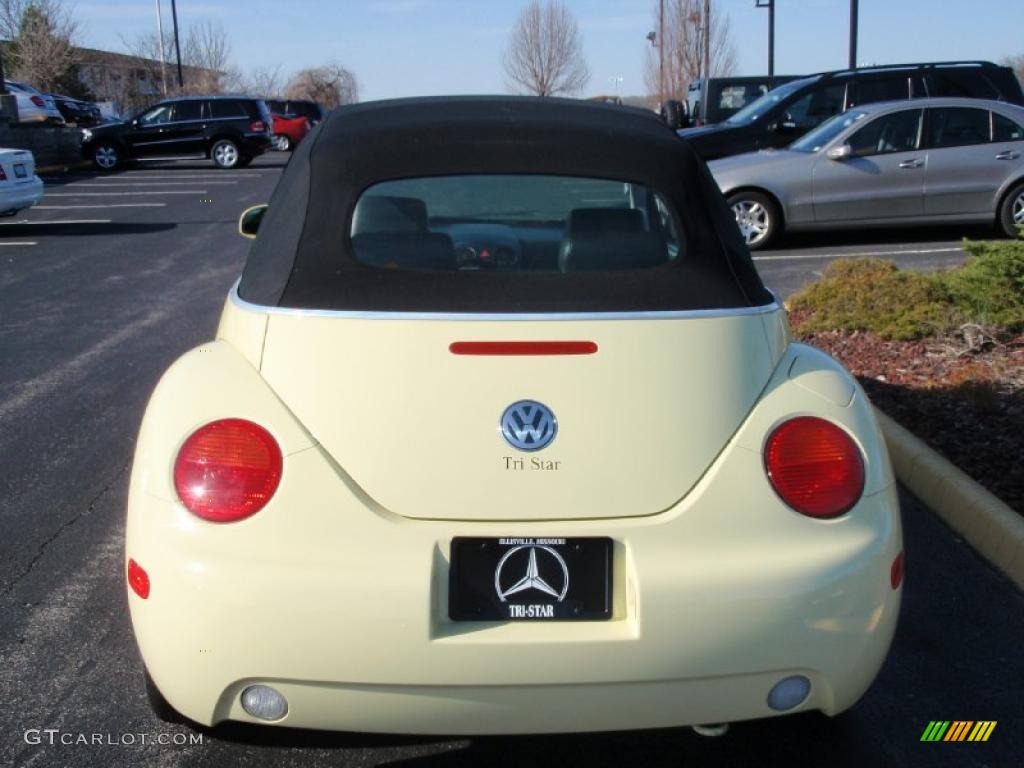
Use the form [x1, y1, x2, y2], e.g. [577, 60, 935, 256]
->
[876, 408, 1024, 590]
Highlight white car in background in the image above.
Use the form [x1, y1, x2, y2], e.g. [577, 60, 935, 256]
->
[0, 148, 43, 215]
[4, 79, 63, 124]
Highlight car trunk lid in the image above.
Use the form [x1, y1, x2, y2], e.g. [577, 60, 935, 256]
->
[257, 308, 782, 521]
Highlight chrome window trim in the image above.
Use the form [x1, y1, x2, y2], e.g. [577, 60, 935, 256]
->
[229, 280, 781, 322]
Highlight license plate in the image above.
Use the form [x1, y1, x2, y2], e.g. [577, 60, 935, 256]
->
[449, 537, 612, 621]
[13, 164, 26, 179]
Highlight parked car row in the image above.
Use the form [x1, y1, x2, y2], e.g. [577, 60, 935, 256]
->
[680, 61, 1024, 161]
[3, 80, 106, 126]
[4, 80, 63, 124]
[672, 61, 1024, 248]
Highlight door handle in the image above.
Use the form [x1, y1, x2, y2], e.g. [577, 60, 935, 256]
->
[995, 150, 1020, 160]
[898, 159, 923, 169]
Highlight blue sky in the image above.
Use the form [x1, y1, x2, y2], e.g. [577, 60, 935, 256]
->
[76, 0, 1023, 101]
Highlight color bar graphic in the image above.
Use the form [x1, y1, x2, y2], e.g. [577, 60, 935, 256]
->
[921, 720, 996, 742]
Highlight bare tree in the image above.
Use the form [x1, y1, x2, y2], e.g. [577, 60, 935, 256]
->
[644, 0, 736, 102]
[182, 20, 235, 93]
[120, 19, 238, 105]
[503, 0, 589, 97]
[118, 29, 175, 97]
[284, 63, 358, 108]
[237, 65, 283, 99]
[3, 0, 79, 93]
[1002, 54, 1024, 87]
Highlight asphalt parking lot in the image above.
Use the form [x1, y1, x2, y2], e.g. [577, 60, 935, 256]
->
[1, 156, 1021, 768]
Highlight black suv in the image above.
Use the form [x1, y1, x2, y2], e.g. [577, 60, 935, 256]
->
[679, 61, 1024, 160]
[82, 96, 273, 170]
[267, 99, 327, 126]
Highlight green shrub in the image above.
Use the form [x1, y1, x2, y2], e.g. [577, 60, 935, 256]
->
[789, 258, 950, 340]
[941, 239, 1024, 330]
[790, 238, 1024, 340]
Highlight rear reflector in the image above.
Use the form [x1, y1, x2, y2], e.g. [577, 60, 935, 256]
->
[764, 416, 865, 518]
[891, 551, 905, 589]
[449, 341, 598, 356]
[174, 419, 282, 523]
[127, 558, 150, 599]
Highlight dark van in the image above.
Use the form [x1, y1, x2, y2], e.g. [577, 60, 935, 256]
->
[679, 61, 1024, 160]
[684, 76, 798, 126]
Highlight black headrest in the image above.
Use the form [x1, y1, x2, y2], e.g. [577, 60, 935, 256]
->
[351, 195, 428, 235]
[565, 207, 645, 234]
[559, 232, 668, 272]
[351, 232, 454, 271]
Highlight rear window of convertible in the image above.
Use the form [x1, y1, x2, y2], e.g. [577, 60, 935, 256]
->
[349, 175, 684, 272]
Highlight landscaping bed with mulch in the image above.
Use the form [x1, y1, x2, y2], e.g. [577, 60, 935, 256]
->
[787, 239, 1024, 514]
[793, 318, 1024, 513]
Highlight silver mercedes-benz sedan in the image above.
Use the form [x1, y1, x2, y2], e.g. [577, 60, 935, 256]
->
[709, 97, 1024, 249]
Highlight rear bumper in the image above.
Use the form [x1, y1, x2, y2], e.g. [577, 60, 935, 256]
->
[0, 177, 43, 213]
[127, 438, 902, 734]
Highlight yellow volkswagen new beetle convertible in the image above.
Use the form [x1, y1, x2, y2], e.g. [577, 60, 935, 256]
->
[125, 97, 903, 734]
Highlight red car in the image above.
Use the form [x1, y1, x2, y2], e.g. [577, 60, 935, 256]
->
[270, 113, 310, 151]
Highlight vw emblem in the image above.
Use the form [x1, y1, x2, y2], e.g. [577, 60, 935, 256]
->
[500, 400, 557, 451]
[494, 545, 569, 602]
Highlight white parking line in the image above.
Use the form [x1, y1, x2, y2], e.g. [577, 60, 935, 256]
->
[753, 246, 964, 262]
[0, 219, 112, 225]
[54, 181, 239, 186]
[34, 203, 167, 209]
[0, 241, 37, 245]
[45, 191, 206, 196]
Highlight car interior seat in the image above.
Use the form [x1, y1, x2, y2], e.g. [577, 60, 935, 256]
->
[350, 195, 454, 270]
[558, 207, 667, 272]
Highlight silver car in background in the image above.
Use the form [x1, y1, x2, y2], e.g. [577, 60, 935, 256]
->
[710, 97, 1024, 249]
[4, 80, 63, 124]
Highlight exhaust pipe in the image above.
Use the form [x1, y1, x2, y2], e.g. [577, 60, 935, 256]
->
[691, 723, 729, 737]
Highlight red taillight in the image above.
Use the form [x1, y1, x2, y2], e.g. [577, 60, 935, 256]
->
[764, 416, 865, 518]
[31, 95, 45, 107]
[0, 166, 6, 181]
[891, 551, 905, 589]
[173, 419, 282, 523]
[128, 558, 150, 599]
[249, 120, 265, 132]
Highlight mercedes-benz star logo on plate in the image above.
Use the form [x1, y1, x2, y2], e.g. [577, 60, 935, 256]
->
[494, 545, 569, 602]
[500, 400, 557, 451]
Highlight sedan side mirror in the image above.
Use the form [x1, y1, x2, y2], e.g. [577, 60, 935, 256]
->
[238, 204, 268, 239]
[826, 143, 852, 161]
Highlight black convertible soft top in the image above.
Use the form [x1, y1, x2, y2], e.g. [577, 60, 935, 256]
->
[238, 96, 771, 312]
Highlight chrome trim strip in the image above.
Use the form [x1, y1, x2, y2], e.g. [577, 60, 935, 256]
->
[228, 280, 780, 321]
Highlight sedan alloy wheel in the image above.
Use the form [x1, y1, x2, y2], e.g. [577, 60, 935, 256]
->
[727, 191, 779, 250]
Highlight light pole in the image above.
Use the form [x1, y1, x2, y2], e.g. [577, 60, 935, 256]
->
[849, 0, 859, 69]
[659, 0, 665, 102]
[155, 0, 167, 95]
[647, 25, 663, 103]
[702, 0, 710, 82]
[170, 0, 184, 88]
[610, 76, 623, 101]
[755, 0, 775, 87]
